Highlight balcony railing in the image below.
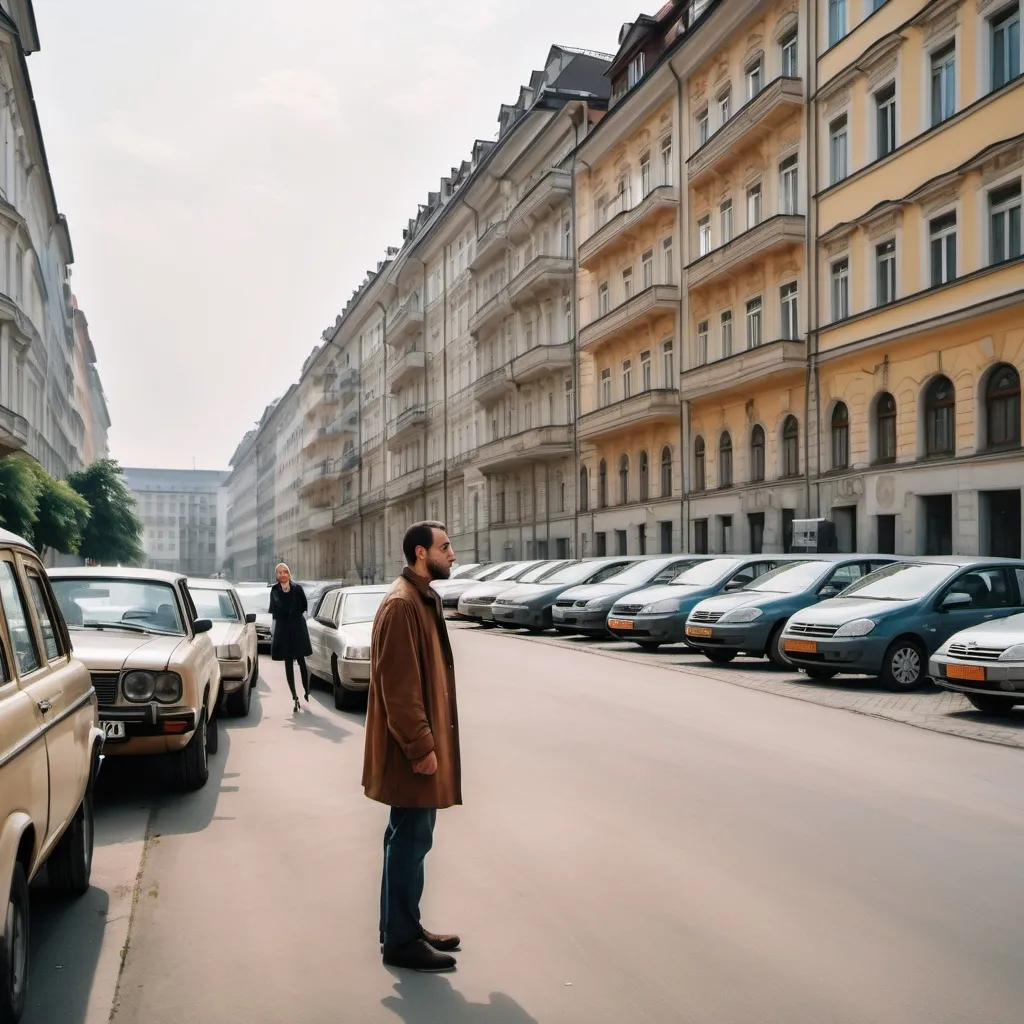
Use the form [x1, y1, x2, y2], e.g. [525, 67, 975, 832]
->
[686, 215, 805, 290]
[388, 348, 426, 392]
[298, 507, 334, 540]
[473, 364, 514, 405]
[578, 389, 681, 441]
[0, 403, 29, 456]
[579, 185, 680, 270]
[473, 425, 573, 473]
[578, 285, 680, 353]
[387, 296, 424, 348]
[387, 405, 428, 448]
[510, 342, 574, 383]
[469, 287, 512, 338]
[678, 339, 806, 401]
[507, 169, 572, 243]
[389, 468, 426, 500]
[298, 461, 340, 495]
[507, 255, 573, 308]
[471, 219, 509, 271]
[340, 449, 360, 473]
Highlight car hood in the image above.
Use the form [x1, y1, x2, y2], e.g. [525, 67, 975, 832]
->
[559, 582, 642, 605]
[209, 621, 246, 646]
[616, 583, 708, 606]
[939, 611, 1024, 650]
[431, 579, 478, 598]
[788, 597, 904, 626]
[691, 591, 778, 615]
[460, 580, 520, 602]
[499, 583, 569, 604]
[69, 631, 187, 672]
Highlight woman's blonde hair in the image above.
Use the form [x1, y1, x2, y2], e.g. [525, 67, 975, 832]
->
[274, 562, 291, 575]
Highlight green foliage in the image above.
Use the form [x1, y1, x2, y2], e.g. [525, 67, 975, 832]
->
[0, 456, 42, 539]
[30, 466, 92, 555]
[67, 459, 144, 565]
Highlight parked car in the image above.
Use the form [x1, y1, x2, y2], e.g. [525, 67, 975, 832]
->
[1, 529, 104, 1024]
[296, 580, 347, 614]
[450, 563, 483, 578]
[492, 558, 637, 631]
[433, 562, 515, 609]
[606, 555, 792, 649]
[306, 585, 389, 709]
[48, 567, 223, 790]
[457, 560, 570, 624]
[929, 610, 1024, 716]
[685, 556, 899, 667]
[187, 578, 259, 717]
[236, 585, 273, 649]
[781, 557, 1024, 691]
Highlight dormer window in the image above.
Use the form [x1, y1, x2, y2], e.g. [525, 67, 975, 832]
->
[628, 52, 646, 88]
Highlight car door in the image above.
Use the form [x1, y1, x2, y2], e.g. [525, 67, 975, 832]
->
[310, 591, 339, 676]
[922, 566, 1022, 654]
[230, 590, 257, 675]
[816, 561, 866, 601]
[651, 559, 698, 586]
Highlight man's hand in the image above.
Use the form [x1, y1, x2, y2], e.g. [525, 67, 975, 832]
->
[412, 751, 438, 776]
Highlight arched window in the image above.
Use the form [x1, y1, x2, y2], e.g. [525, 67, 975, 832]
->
[579, 467, 589, 512]
[782, 415, 800, 477]
[618, 454, 630, 505]
[831, 402, 849, 469]
[986, 363, 1021, 449]
[693, 437, 706, 492]
[598, 460, 608, 509]
[660, 446, 673, 496]
[750, 425, 766, 482]
[639, 450, 650, 501]
[925, 375, 955, 457]
[719, 432, 733, 487]
[876, 392, 897, 463]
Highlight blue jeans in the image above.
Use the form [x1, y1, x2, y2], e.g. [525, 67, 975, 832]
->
[380, 807, 436, 949]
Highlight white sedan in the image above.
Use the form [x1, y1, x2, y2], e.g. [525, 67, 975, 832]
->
[307, 585, 389, 710]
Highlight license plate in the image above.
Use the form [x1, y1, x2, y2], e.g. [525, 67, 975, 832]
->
[608, 618, 634, 631]
[785, 639, 818, 654]
[102, 720, 126, 740]
[686, 625, 714, 638]
[947, 664, 986, 681]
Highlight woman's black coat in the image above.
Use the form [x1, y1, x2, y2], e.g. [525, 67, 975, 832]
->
[269, 583, 313, 661]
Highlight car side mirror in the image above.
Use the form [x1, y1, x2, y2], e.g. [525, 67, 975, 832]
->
[818, 584, 842, 598]
[724, 579, 746, 592]
[941, 592, 972, 610]
[316, 616, 335, 628]
[245, 613, 257, 624]
[193, 618, 213, 634]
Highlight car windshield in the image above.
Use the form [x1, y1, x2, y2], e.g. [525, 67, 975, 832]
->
[451, 564, 481, 579]
[604, 559, 695, 586]
[522, 561, 571, 583]
[544, 561, 625, 586]
[477, 563, 513, 581]
[236, 589, 271, 615]
[52, 578, 186, 635]
[189, 588, 241, 622]
[743, 561, 825, 593]
[838, 562, 959, 601]
[341, 592, 386, 624]
[670, 558, 746, 587]
[495, 562, 536, 582]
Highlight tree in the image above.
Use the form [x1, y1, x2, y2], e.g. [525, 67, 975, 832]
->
[67, 459, 144, 565]
[30, 466, 92, 555]
[0, 456, 41, 538]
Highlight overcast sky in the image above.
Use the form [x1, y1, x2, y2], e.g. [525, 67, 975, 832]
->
[30, 0, 635, 471]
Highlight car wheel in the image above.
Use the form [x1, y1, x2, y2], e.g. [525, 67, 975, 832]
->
[205, 706, 219, 755]
[766, 624, 791, 670]
[704, 651, 737, 665]
[804, 668, 838, 682]
[48, 789, 94, 898]
[966, 693, 1018, 716]
[0, 862, 29, 1023]
[174, 710, 210, 791]
[227, 679, 251, 718]
[881, 638, 927, 692]
[332, 655, 360, 711]
[638, 641, 661, 651]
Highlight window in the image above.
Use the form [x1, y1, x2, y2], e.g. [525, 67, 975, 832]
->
[525, 402, 533, 430]
[640, 153, 651, 198]
[616, 529, 628, 555]
[661, 136, 673, 186]
[746, 183, 762, 228]
[565, 298, 573, 341]
[721, 310, 733, 356]
[661, 446, 672, 496]
[628, 51, 646, 88]
[616, 175, 630, 217]
[697, 108, 710, 146]
[930, 212, 957, 286]
[622, 359, 634, 399]
[622, 266, 634, 300]
[831, 258, 849, 320]
[780, 282, 799, 339]
[832, 402, 850, 469]
[876, 238, 897, 305]
[750, 425, 766, 481]
[782, 415, 800, 477]
[642, 249, 654, 289]
[829, 114, 848, 184]
[639, 451, 650, 501]
[662, 236, 675, 282]
[781, 31, 798, 77]
[986, 363, 1021, 448]
[641, 350, 652, 391]
[925, 375, 955, 457]
[876, 83, 896, 158]
[746, 297, 763, 348]
[828, 0, 846, 45]
[694, 519, 709, 554]
[694, 436, 706, 491]
[618, 455, 630, 504]
[598, 281, 610, 316]
[595, 532, 607, 556]
[563, 219, 572, 257]
[0, 562, 40, 675]
[876, 392, 897, 463]
[697, 320, 709, 364]
[598, 460, 608, 508]
[600, 368, 612, 407]
[992, 5, 1021, 91]
[718, 432, 733, 487]
[746, 58, 763, 99]
[931, 42, 956, 126]
[660, 520, 673, 553]
[779, 156, 798, 215]
[565, 378, 575, 422]
[990, 180, 1022, 263]
[718, 90, 731, 124]
[662, 339, 675, 384]
[26, 573, 63, 661]
[698, 216, 712, 256]
[579, 466, 589, 511]
[720, 199, 733, 243]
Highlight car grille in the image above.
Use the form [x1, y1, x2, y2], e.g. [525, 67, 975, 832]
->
[787, 621, 839, 638]
[255, 625, 272, 640]
[614, 604, 645, 616]
[946, 643, 1007, 661]
[91, 672, 120, 708]
[689, 610, 724, 624]
[554, 598, 574, 608]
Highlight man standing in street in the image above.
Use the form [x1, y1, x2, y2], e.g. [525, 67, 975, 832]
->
[363, 521, 462, 972]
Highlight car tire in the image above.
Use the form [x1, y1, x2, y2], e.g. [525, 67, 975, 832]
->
[332, 655, 360, 711]
[881, 637, 927, 692]
[48, 789, 94, 898]
[765, 624, 791, 670]
[205, 706, 219, 755]
[705, 651, 737, 665]
[638, 641, 661, 651]
[0, 862, 29, 1024]
[804, 668, 838, 682]
[174, 710, 210, 791]
[966, 693, 1018, 716]
[227, 665, 254, 718]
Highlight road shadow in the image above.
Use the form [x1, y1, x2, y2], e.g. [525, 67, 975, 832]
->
[382, 974, 540, 1024]
[220, 677, 265, 730]
[784, 673, 945, 696]
[284, 694, 354, 745]
[946, 709, 1024, 728]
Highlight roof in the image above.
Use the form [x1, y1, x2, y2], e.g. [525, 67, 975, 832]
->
[187, 578, 237, 590]
[48, 566, 187, 584]
[0, 527, 34, 551]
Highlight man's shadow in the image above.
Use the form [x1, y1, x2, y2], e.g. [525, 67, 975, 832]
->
[382, 973, 540, 1024]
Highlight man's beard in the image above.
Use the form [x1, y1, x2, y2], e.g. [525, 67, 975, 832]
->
[426, 557, 451, 581]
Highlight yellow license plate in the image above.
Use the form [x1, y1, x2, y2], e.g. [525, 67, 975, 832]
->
[686, 625, 713, 638]
[785, 639, 818, 654]
[947, 664, 986, 681]
[608, 618, 634, 631]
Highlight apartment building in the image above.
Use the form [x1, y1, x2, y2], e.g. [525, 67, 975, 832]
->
[225, 429, 259, 581]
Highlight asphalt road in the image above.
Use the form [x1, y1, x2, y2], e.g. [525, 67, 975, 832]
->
[24, 624, 1024, 1024]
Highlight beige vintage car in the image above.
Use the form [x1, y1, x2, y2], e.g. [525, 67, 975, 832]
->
[1, 529, 103, 1023]
[48, 567, 222, 792]
[186, 578, 259, 717]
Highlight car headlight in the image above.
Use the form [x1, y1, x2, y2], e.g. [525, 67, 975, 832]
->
[834, 618, 876, 638]
[215, 644, 243, 660]
[586, 599, 609, 610]
[344, 645, 370, 661]
[718, 607, 764, 624]
[641, 600, 682, 614]
[122, 670, 182, 704]
[998, 644, 1024, 661]
[154, 672, 183, 703]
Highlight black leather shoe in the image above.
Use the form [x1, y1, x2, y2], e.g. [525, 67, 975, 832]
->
[382, 938, 456, 972]
[422, 929, 461, 952]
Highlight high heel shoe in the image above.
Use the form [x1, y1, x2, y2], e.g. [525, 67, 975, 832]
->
[293, 699, 300, 713]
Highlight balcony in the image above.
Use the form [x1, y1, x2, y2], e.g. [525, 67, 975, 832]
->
[688, 77, 804, 187]
[507, 255, 573, 308]
[340, 449, 360, 473]
[329, 412, 359, 438]
[579, 185, 680, 270]
[336, 367, 360, 391]
[361, 432, 383, 453]
[363, 488, 386, 514]
[389, 468, 425, 501]
[473, 426, 573, 474]
[507, 169, 572, 243]
[298, 508, 334, 540]
[305, 388, 340, 419]
[471, 220, 508, 271]
[578, 285, 680, 353]
[335, 497, 360, 524]
[388, 348, 426, 392]
[578, 389, 681, 442]
[298, 461, 341, 496]
[473, 364, 514, 405]
[510, 342, 573, 384]
[469, 288, 512, 339]
[678, 339, 806, 401]
[387, 296, 424, 348]
[448, 451, 474, 474]
[0, 404, 29, 457]
[387, 405, 427, 448]
[686, 215, 805, 291]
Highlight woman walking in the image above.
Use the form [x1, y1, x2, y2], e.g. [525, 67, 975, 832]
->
[269, 563, 313, 712]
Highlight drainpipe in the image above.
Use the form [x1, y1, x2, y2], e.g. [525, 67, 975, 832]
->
[462, 196, 483, 555]
[806, 0, 820, 526]
[571, 109, 584, 558]
[376, 299, 389, 582]
[441, 242, 450, 528]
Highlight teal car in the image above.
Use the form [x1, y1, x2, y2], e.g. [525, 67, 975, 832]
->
[684, 556, 898, 667]
[781, 557, 1024, 691]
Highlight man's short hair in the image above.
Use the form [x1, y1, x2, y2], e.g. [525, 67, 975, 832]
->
[403, 521, 446, 566]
